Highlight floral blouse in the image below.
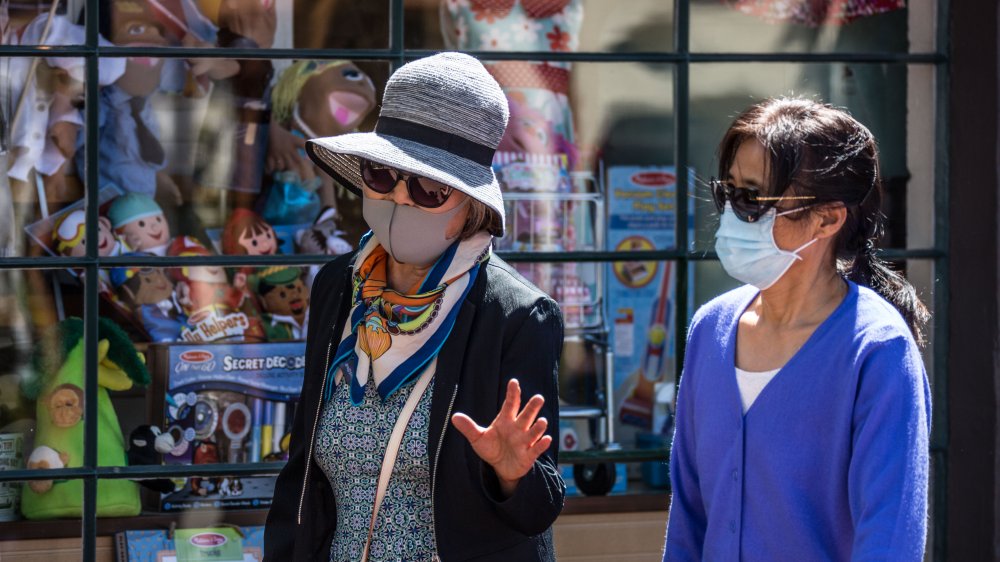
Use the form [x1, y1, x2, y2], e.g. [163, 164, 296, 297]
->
[314, 374, 437, 561]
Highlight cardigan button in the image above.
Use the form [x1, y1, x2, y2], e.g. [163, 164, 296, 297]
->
[732, 469, 738, 481]
[729, 520, 737, 533]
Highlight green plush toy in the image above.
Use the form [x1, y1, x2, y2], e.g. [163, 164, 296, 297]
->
[21, 317, 150, 519]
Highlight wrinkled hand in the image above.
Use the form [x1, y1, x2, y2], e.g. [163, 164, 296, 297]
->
[452, 379, 552, 498]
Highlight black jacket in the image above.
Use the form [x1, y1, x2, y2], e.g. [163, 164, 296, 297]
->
[264, 253, 565, 561]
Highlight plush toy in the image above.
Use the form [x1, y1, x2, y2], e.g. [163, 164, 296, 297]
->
[21, 317, 150, 519]
[254, 266, 309, 341]
[266, 60, 376, 219]
[294, 206, 352, 256]
[111, 255, 187, 342]
[108, 193, 172, 256]
[271, 60, 376, 141]
[25, 446, 69, 494]
[52, 209, 128, 258]
[127, 425, 176, 493]
[168, 236, 266, 342]
[222, 208, 278, 257]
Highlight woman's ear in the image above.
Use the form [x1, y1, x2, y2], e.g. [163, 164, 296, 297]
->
[813, 204, 848, 240]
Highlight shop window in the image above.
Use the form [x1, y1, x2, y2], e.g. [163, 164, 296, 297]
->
[0, 1, 945, 559]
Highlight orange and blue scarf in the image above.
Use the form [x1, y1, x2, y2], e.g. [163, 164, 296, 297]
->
[325, 230, 492, 405]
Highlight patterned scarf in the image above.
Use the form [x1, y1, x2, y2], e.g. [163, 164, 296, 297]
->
[325, 230, 492, 405]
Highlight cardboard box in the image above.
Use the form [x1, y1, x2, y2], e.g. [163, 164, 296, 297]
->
[146, 341, 305, 512]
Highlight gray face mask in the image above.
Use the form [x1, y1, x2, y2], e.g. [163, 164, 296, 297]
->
[362, 197, 468, 265]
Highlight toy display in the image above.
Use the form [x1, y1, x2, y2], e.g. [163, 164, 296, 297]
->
[147, 341, 305, 511]
[109, 191, 173, 257]
[20, 317, 150, 519]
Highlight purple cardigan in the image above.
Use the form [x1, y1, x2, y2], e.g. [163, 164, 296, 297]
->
[664, 282, 930, 561]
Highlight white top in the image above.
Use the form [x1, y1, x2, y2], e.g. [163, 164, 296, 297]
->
[736, 367, 781, 413]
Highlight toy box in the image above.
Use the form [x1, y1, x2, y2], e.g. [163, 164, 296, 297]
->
[146, 341, 305, 512]
[605, 166, 694, 436]
[115, 525, 264, 561]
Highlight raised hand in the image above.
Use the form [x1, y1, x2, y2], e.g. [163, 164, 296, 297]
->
[451, 378, 552, 498]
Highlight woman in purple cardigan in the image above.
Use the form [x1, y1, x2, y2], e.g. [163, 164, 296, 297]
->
[664, 98, 931, 561]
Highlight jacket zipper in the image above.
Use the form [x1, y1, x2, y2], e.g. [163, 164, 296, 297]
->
[297, 319, 337, 525]
[431, 383, 459, 561]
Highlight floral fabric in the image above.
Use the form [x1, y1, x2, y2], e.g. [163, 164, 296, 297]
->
[315, 372, 437, 562]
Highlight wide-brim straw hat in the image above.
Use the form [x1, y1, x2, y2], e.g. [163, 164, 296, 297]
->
[306, 52, 509, 234]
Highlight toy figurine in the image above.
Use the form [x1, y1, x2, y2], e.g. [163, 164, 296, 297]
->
[127, 425, 176, 493]
[52, 209, 128, 258]
[189, 440, 221, 496]
[222, 208, 278, 256]
[254, 266, 309, 341]
[168, 236, 266, 342]
[108, 193, 172, 256]
[294, 206, 352, 256]
[21, 317, 149, 519]
[111, 256, 187, 342]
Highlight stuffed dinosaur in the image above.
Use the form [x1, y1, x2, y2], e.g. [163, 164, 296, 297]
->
[21, 317, 150, 519]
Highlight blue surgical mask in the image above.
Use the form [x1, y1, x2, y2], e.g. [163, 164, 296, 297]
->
[714, 203, 818, 290]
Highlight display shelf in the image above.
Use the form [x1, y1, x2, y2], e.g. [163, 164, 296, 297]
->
[561, 447, 670, 465]
[0, 489, 670, 541]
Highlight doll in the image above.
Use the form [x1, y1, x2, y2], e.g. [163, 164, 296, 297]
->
[108, 193, 172, 255]
[254, 266, 309, 341]
[127, 425, 176, 493]
[8, 14, 125, 202]
[52, 208, 129, 258]
[222, 208, 278, 257]
[265, 60, 376, 225]
[168, 236, 266, 342]
[111, 256, 187, 342]
[81, 0, 182, 204]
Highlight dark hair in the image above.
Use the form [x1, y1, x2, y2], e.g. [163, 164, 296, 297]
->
[459, 198, 503, 240]
[718, 97, 930, 346]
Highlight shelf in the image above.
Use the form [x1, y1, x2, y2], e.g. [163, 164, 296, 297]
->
[0, 490, 670, 540]
[561, 447, 670, 465]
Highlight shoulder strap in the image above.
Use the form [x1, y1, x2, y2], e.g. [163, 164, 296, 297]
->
[361, 358, 437, 562]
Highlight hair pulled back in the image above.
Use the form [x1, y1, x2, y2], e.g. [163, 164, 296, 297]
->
[717, 97, 930, 346]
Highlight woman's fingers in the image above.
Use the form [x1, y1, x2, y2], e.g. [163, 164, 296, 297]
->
[499, 378, 522, 421]
[451, 412, 486, 444]
[515, 394, 545, 430]
[525, 417, 548, 446]
[528, 435, 553, 459]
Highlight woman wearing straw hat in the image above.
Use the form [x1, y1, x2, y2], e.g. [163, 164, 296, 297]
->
[264, 52, 565, 561]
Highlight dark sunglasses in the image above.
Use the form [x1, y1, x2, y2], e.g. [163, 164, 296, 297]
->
[710, 178, 815, 223]
[360, 159, 454, 209]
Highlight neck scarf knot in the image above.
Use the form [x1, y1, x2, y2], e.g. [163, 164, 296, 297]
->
[325, 230, 492, 405]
